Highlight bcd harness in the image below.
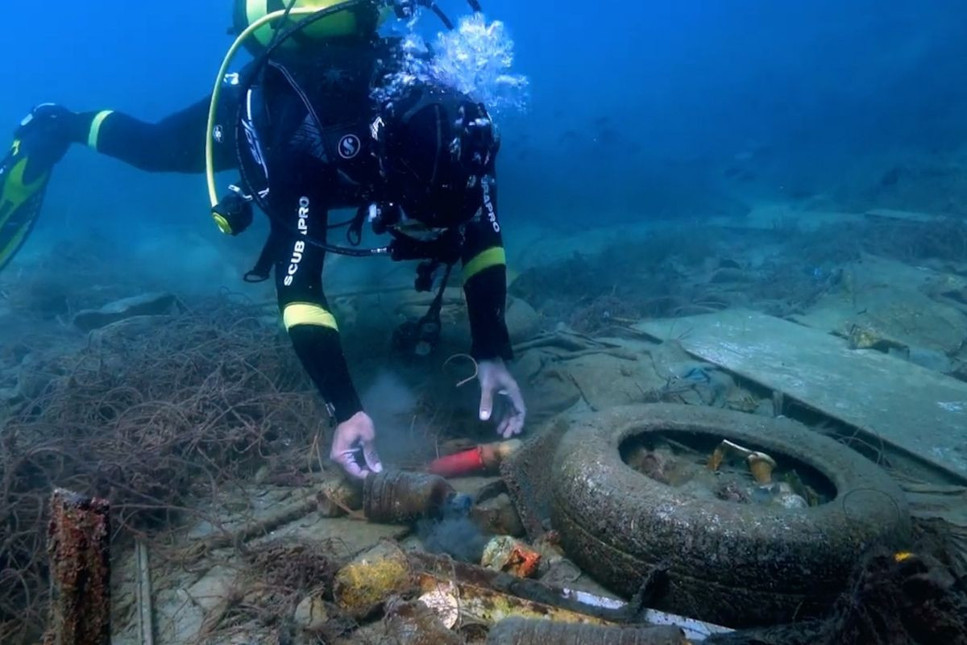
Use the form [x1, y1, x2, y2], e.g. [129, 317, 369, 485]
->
[209, 1, 495, 356]
[217, 49, 472, 356]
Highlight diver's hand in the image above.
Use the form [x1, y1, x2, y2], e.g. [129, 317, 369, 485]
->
[478, 359, 526, 438]
[330, 411, 384, 479]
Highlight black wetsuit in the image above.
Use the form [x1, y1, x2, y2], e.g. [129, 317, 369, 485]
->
[73, 38, 512, 423]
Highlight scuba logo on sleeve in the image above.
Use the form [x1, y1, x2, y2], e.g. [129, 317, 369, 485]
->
[298, 196, 311, 231]
[283, 196, 312, 286]
[482, 176, 498, 233]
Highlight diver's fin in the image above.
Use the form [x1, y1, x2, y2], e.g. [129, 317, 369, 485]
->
[0, 137, 54, 272]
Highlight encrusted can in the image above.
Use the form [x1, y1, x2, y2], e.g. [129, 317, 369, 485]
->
[480, 535, 542, 578]
[363, 470, 456, 524]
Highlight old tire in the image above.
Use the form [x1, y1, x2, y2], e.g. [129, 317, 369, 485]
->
[548, 403, 911, 628]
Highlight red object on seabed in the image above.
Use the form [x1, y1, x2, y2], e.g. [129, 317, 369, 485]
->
[427, 447, 486, 477]
[427, 439, 523, 478]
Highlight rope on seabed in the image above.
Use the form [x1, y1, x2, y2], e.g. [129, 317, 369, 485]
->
[839, 487, 903, 527]
[443, 353, 479, 388]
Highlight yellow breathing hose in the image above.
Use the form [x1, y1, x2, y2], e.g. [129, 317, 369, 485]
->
[205, 7, 321, 209]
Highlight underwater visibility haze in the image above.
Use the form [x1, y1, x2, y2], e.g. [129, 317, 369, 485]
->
[1, 1, 966, 247]
[2, 1, 967, 643]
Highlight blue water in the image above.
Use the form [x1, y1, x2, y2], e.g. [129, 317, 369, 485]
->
[1, 1, 966, 257]
[2, 6, 967, 640]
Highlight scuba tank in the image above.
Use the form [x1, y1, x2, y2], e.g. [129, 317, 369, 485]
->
[231, 0, 389, 57]
[230, 0, 481, 57]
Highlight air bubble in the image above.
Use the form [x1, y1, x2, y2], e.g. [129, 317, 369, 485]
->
[375, 13, 529, 118]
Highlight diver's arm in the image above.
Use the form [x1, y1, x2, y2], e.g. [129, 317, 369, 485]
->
[272, 196, 381, 477]
[71, 93, 238, 174]
[460, 173, 513, 362]
[459, 172, 525, 437]
[272, 200, 363, 424]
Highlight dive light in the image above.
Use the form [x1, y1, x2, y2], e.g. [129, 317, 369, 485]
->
[211, 185, 254, 236]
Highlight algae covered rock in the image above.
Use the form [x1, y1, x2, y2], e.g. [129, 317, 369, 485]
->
[333, 542, 414, 618]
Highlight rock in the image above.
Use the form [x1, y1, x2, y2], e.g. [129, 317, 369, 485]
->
[627, 445, 693, 487]
[254, 465, 271, 485]
[514, 354, 583, 424]
[72, 292, 178, 332]
[317, 471, 363, 517]
[778, 493, 809, 509]
[847, 323, 908, 352]
[480, 535, 541, 578]
[904, 346, 955, 373]
[294, 594, 331, 631]
[14, 350, 73, 401]
[505, 297, 540, 344]
[540, 558, 584, 588]
[382, 598, 464, 645]
[395, 288, 465, 321]
[333, 542, 414, 618]
[471, 493, 525, 538]
[87, 314, 173, 354]
[395, 291, 539, 347]
[185, 565, 239, 613]
[709, 267, 754, 284]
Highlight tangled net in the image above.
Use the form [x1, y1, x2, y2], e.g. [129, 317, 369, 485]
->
[0, 297, 328, 643]
[828, 549, 967, 645]
[191, 537, 375, 645]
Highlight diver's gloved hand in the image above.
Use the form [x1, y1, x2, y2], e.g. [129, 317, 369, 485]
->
[478, 359, 526, 439]
[11, 104, 86, 171]
[330, 411, 384, 479]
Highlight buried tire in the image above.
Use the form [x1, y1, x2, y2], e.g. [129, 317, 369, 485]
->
[548, 403, 911, 628]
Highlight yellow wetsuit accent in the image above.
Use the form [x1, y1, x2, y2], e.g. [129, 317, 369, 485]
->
[283, 302, 339, 331]
[87, 110, 115, 151]
[462, 246, 506, 282]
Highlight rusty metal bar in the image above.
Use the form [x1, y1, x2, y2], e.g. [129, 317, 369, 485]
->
[135, 539, 154, 645]
[43, 488, 111, 645]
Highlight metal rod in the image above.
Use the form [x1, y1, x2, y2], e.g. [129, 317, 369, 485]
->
[44, 488, 111, 645]
[136, 540, 155, 645]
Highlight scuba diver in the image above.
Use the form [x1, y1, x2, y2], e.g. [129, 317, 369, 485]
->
[0, 0, 526, 479]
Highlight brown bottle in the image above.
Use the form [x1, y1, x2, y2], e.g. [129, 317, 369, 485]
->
[363, 470, 456, 524]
